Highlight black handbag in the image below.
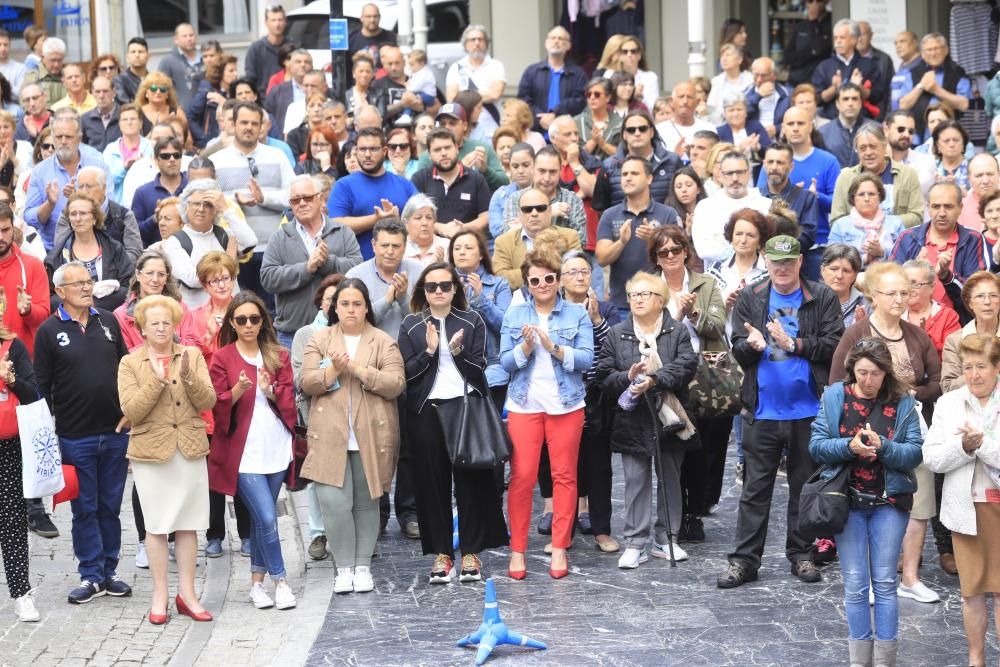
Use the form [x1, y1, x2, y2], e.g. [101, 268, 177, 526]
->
[798, 464, 851, 541]
[433, 381, 512, 470]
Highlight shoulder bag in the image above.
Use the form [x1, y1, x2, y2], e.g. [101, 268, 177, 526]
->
[689, 349, 744, 419]
[433, 380, 511, 470]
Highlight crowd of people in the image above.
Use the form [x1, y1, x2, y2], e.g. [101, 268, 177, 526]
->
[0, 3, 997, 665]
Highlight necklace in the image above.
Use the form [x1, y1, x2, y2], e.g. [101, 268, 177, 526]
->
[869, 318, 903, 342]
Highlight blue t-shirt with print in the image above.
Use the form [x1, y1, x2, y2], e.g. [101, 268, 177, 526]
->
[755, 287, 819, 420]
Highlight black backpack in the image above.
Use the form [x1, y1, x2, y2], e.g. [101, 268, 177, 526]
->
[173, 225, 229, 256]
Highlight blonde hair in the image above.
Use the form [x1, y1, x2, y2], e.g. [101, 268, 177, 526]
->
[705, 142, 735, 180]
[502, 98, 534, 135]
[136, 71, 179, 109]
[134, 294, 184, 331]
[597, 34, 628, 71]
[625, 271, 669, 301]
[532, 227, 571, 258]
[863, 261, 908, 305]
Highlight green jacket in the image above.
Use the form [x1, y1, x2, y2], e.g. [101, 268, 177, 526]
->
[830, 160, 924, 228]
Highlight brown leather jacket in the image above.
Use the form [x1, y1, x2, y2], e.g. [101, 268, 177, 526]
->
[118, 343, 217, 463]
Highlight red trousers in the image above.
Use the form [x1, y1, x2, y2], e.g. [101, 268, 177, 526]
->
[506, 409, 585, 551]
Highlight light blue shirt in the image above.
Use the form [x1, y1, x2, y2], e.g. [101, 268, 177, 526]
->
[24, 146, 112, 250]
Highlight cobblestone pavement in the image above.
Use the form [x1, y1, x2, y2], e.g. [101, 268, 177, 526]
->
[0, 451, 996, 666]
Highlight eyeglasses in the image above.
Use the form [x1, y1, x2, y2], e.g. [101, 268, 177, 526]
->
[140, 270, 168, 280]
[874, 290, 907, 301]
[971, 293, 1000, 303]
[148, 85, 168, 93]
[893, 126, 915, 135]
[909, 281, 932, 290]
[232, 314, 263, 326]
[423, 281, 455, 294]
[188, 201, 215, 211]
[656, 246, 685, 258]
[387, 143, 410, 151]
[527, 273, 558, 288]
[97, 65, 117, 72]
[40, 143, 54, 150]
[563, 268, 591, 279]
[520, 204, 549, 214]
[624, 125, 650, 134]
[355, 145, 383, 154]
[62, 279, 96, 290]
[157, 151, 181, 161]
[620, 47, 640, 55]
[722, 169, 749, 178]
[289, 193, 319, 206]
[247, 156, 259, 177]
[207, 275, 233, 287]
[627, 290, 656, 301]
[585, 90, 605, 99]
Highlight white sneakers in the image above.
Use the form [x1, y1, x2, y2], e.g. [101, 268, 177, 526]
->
[353, 566, 374, 593]
[618, 547, 649, 569]
[249, 580, 296, 609]
[334, 567, 354, 594]
[897, 581, 940, 603]
[14, 593, 39, 622]
[274, 580, 296, 609]
[135, 542, 149, 569]
[249, 582, 274, 609]
[652, 541, 688, 561]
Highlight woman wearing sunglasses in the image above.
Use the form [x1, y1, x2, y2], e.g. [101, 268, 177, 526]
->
[648, 224, 729, 546]
[301, 278, 405, 593]
[594, 270, 698, 570]
[382, 128, 419, 179]
[575, 78, 621, 161]
[208, 292, 298, 611]
[500, 249, 593, 579]
[604, 36, 658, 111]
[136, 73, 187, 136]
[398, 262, 508, 584]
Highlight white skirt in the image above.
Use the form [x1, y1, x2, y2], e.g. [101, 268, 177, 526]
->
[132, 450, 210, 534]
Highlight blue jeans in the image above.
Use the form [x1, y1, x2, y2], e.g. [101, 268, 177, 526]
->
[835, 504, 910, 641]
[733, 415, 743, 464]
[237, 470, 287, 579]
[276, 330, 295, 351]
[59, 431, 130, 584]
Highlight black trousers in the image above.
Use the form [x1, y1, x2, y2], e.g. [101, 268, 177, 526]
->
[408, 403, 509, 557]
[728, 416, 817, 570]
[931, 471, 953, 554]
[379, 396, 418, 527]
[1, 438, 30, 598]
[236, 252, 275, 316]
[681, 416, 734, 516]
[206, 490, 252, 542]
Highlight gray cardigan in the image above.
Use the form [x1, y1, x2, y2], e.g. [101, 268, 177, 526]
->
[260, 217, 363, 333]
[345, 257, 424, 339]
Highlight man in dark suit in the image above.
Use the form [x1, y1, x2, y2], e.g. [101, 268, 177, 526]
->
[263, 49, 312, 139]
[811, 18, 884, 120]
[80, 76, 120, 151]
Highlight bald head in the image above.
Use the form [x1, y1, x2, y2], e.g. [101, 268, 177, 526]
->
[671, 82, 697, 123]
[545, 26, 570, 59]
[969, 152, 1000, 198]
[781, 106, 814, 147]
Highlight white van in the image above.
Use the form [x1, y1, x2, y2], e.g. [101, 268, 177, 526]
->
[285, 0, 469, 90]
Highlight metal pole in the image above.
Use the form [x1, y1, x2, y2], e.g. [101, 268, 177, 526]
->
[413, 0, 428, 52]
[687, 0, 707, 78]
[330, 0, 348, 102]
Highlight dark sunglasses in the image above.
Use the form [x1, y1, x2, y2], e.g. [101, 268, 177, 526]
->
[148, 85, 168, 93]
[40, 143, 54, 150]
[157, 151, 181, 160]
[232, 314, 263, 326]
[624, 125, 651, 134]
[527, 273, 558, 288]
[387, 143, 410, 151]
[520, 204, 549, 214]
[423, 281, 454, 293]
[585, 90, 605, 99]
[289, 193, 319, 206]
[97, 64, 118, 72]
[656, 246, 685, 258]
[620, 47, 640, 55]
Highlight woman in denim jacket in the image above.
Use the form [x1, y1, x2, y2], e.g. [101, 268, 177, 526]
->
[500, 250, 593, 580]
[450, 229, 511, 407]
[809, 337, 923, 667]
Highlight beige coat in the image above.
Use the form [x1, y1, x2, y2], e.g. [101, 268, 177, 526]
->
[300, 322, 405, 499]
[941, 320, 1000, 393]
[118, 344, 217, 463]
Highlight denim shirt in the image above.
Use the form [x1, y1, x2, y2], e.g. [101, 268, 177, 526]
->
[500, 295, 594, 408]
[463, 265, 512, 387]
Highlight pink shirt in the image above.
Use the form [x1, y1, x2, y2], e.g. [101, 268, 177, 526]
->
[958, 190, 984, 233]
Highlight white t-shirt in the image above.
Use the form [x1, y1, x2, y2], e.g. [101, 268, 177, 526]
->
[446, 55, 506, 138]
[427, 317, 466, 400]
[691, 190, 772, 265]
[406, 66, 437, 98]
[344, 334, 361, 451]
[238, 351, 293, 474]
[655, 117, 716, 155]
[505, 313, 585, 415]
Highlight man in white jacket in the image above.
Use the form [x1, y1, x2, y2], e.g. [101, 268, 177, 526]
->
[692, 151, 772, 265]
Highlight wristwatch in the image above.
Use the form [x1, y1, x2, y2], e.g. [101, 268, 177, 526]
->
[572, 166, 582, 176]
[552, 344, 562, 357]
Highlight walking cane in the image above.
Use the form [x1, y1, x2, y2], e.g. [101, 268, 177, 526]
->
[644, 391, 677, 567]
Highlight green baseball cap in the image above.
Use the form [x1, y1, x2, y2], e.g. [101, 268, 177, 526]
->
[763, 235, 801, 260]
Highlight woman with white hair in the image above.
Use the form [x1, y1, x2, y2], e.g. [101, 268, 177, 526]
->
[401, 193, 449, 267]
[162, 178, 256, 308]
[715, 92, 770, 164]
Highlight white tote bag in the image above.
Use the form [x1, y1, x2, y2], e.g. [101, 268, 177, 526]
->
[17, 398, 64, 498]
